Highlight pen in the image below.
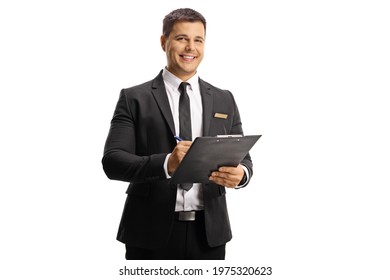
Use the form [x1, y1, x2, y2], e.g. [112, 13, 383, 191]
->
[174, 136, 183, 142]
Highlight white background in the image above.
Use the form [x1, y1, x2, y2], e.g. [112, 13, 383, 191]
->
[1, 0, 389, 279]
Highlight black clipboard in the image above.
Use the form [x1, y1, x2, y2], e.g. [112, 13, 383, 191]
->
[170, 135, 261, 184]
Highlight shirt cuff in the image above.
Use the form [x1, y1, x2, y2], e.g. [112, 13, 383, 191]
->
[235, 164, 249, 189]
[163, 153, 172, 179]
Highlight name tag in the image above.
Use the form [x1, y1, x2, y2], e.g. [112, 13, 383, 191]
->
[214, 113, 228, 119]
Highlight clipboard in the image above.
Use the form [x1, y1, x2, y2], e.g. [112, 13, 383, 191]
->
[170, 135, 261, 184]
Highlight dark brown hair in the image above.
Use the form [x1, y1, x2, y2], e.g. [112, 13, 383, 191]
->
[162, 8, 206, 37]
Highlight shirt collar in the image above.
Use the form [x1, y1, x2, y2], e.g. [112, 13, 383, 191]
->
[162, 68, 199, 91]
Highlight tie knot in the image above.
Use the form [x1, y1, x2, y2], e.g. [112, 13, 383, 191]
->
[178, 82, 190, 94]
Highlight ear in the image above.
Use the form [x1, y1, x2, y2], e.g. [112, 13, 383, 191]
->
[160, 35, 166, 51]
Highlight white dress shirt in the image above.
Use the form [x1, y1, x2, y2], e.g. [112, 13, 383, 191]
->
[162, 68, 204, 211]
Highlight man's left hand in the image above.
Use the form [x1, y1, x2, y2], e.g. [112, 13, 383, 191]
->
[209, 165, 245, 188]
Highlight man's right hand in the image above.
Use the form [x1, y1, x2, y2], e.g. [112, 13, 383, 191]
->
[167, 141, 192, 176]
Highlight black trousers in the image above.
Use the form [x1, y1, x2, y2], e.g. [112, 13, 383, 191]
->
[125, 211, 225, 260]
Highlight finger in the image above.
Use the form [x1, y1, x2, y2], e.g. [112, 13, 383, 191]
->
[219, 166, 241, 175]
[176, 140, 192, 148]
[209, 174, 237, 188]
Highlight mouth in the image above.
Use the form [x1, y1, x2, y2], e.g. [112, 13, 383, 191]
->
[180, 55, 196, 62]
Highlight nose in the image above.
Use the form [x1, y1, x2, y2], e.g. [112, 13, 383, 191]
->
[185, 40, 195, 51]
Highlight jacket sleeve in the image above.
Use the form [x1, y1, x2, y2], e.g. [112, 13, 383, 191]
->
[229, 90, 254, 187]
[101, 90, 167, 183]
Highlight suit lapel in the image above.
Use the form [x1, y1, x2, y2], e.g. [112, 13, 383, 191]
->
[151, 71, 176, 136]
[199, 78, 213, 136]
[151, 73, 214, 138]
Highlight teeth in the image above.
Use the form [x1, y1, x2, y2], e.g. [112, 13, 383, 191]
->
[183, 55, 194, 59]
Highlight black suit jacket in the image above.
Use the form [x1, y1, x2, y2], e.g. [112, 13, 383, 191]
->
[102, 70, 253, 250]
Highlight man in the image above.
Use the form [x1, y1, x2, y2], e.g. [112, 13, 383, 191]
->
[102, 8, 253, 260]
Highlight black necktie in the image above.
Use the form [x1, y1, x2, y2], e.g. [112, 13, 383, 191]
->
[178, 82, 192, 141]
[178, 82, 193, 191]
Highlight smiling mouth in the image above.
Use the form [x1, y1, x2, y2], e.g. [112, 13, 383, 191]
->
[180, 55, 196, 61]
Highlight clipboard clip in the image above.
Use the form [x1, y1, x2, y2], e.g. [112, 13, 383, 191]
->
[216, 134, 243, 138]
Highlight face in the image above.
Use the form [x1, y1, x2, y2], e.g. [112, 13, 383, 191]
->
[161, 21, 205, 81]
